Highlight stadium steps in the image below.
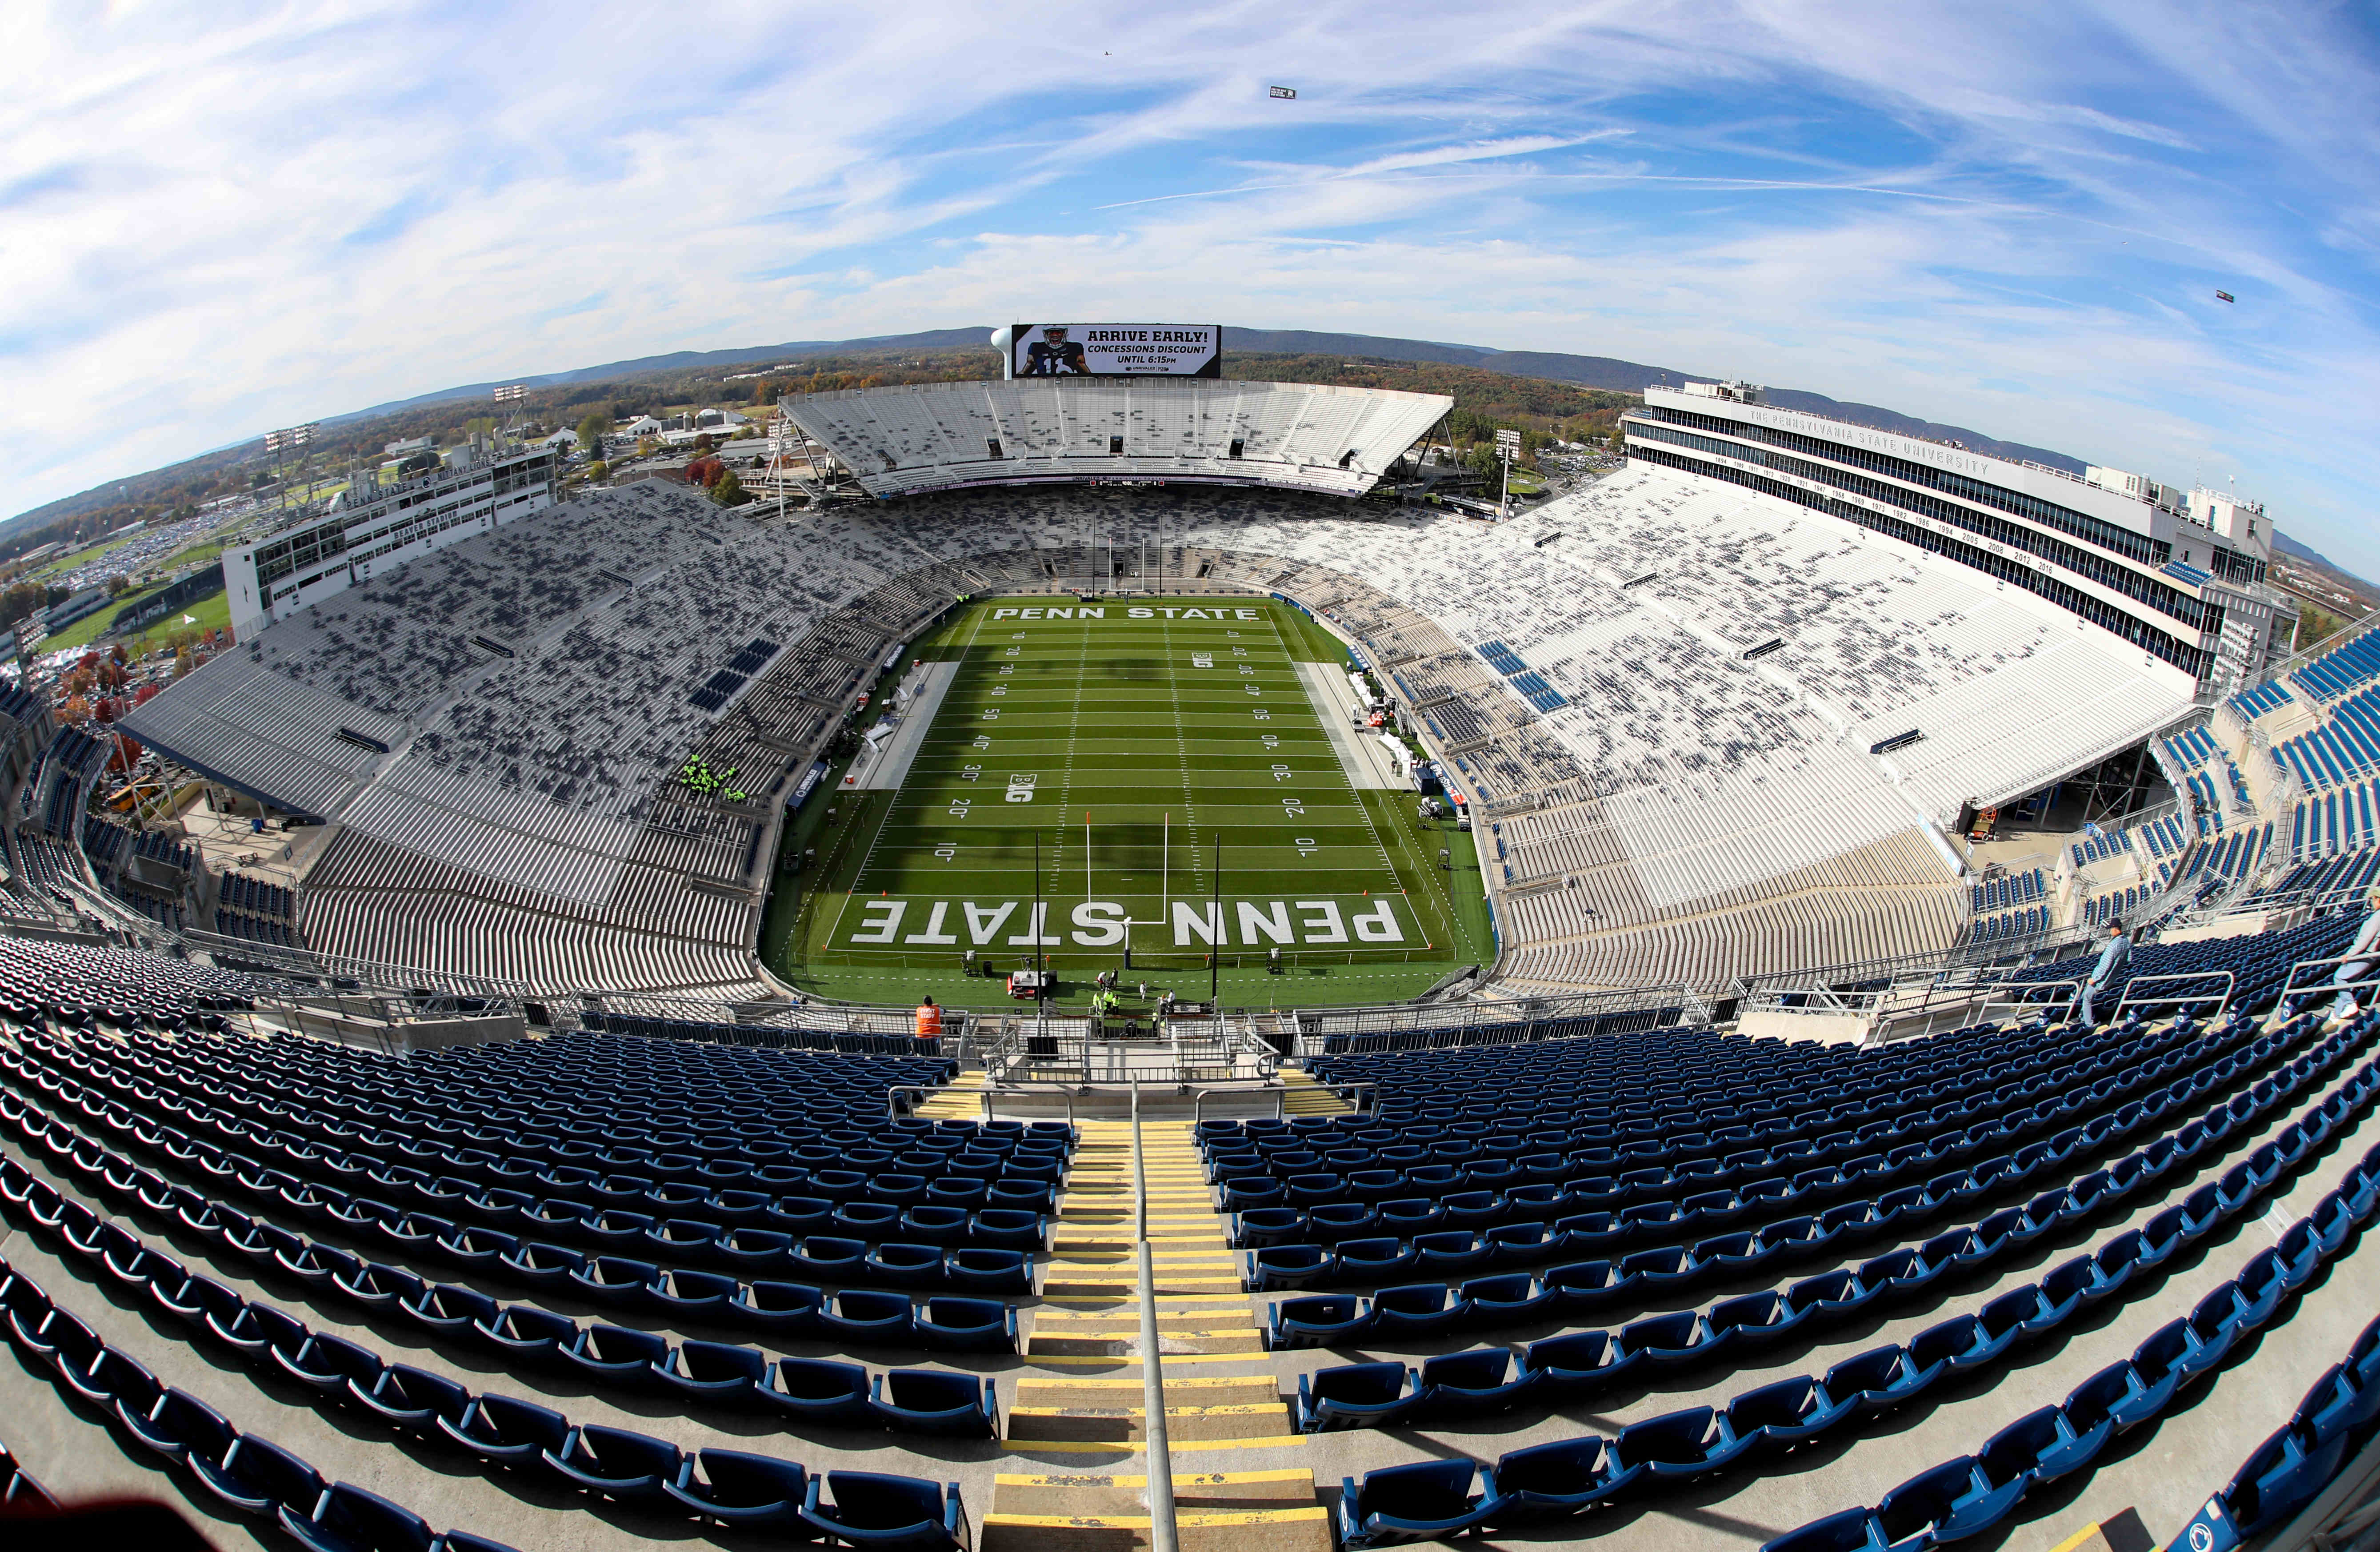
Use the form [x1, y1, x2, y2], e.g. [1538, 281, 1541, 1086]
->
[912, 1069, 989, 1120]
[1276, 1067, 1353, 1117]
[982, 1472, 1332, 1552]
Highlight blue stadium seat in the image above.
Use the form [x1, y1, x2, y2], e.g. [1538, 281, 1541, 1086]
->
[352, 1364, 471, 1435]
[1338, 1458, 1492, 1548]
[1482, 1436, 1631, 1524]
[472, 1304, 576, 1367]
[434, 1392, 571, 1468]
[559, 1324, 669, 1390]
[190, 1434, 328, 1521]
[542, 1424, 683, 1506]
[869, 1370, 996, 1436]
[285, 1482, 447, 1552]
[1299, 1361, 1416, 1432]
[798, 1471, 967, 1550]
[655, 1340, 768, 1407]
[662, 1448, 810, 1531]
[763, 1358, 873, 1425]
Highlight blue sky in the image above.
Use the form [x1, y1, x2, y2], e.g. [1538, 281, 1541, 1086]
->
[4, 1, 2375, 568]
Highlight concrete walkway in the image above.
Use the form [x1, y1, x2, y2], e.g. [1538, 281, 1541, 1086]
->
[851, 661, 958, 791]
[1294, 661, 1408, 790]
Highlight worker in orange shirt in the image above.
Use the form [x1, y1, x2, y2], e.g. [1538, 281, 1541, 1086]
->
[915, 995, 944, 1039]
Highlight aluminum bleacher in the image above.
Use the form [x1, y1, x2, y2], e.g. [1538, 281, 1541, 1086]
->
[105, 459, 2205, 997]
[783, 379, 1452, 499]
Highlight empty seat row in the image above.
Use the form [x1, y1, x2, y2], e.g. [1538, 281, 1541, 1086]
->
[1, 1250, 973, 1547]
[1229, 1011, 2203, 1205]
[0, 1256, 516, 1551]
[5, 1077, 1030, 1353]
[1297, 1050, 2376, 1443]
[0, 1132, 1015, 1439]
[126, 1024, 973, 1138]
[1238, 1005, 2314, 1283]
[1236, 1016, 2198, 1184]
[1272, 1025, 2375, 1360]
[1329, 1137, 2380, 1550]
[1758, 1167, 2378, 1552]
[8, 1031, 1059, 1243]
[2169, 1311, 2380, 1550]
[1, 1069, 1045, 1316]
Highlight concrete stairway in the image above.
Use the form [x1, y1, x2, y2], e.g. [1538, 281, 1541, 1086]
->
[988, 1117, 1328, 1551]
[911, 1069, 988, 1120]
[1276, 1066, 1353, 1117]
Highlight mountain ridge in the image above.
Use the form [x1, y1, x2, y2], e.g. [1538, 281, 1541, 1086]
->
[3, 324, 2122, 539]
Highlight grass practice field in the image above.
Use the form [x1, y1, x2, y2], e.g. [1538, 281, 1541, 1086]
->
[764, 597, 1492, 1011]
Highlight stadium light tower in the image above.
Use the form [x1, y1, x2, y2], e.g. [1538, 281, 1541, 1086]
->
[495, 384, 526, 448]
[1496, 428, 1521, 519]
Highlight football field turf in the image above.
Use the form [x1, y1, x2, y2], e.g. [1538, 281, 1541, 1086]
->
[770, 597, 1490, 1008]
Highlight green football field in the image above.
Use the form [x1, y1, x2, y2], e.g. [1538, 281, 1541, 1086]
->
[764, 598, 1492, 1010]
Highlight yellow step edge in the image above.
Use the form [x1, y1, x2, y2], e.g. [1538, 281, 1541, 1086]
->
[1028, 1333, 1276, 1342]
[1025, 1352, 1275, 1368]
[1037, 1296, 1252, 1308]
[1017, 1376, 1272, 1394]
[1044, 1279, 1242, 1291]
[983, 1508, 1329, 1530]
[993, 1469, 1312, 1490]
[999, 1436, 1308, 1456]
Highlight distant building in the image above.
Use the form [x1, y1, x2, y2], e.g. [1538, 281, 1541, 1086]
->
[1624, 381, 2286, 698]
[223, 443, 557, 640]
[2084, 465, 2185, 514]
[1679, 379, 1765, 405]
[383, 435, 433, 457]
[43, 588, 111, 633]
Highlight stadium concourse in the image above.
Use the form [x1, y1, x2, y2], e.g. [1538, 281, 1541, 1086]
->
[0, 922, 2377, 1550]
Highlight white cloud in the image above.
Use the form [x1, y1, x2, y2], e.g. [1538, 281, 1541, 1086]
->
[0, 0, 2372, 568]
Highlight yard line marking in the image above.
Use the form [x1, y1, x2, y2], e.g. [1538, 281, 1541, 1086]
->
[1262, 602, 1400, 889]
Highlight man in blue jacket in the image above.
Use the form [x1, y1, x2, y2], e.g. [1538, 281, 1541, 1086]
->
[2076, 919, 2131, 1027]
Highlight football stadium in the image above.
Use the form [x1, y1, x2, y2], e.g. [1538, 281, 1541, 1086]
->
[0, 331, 2376, 1552]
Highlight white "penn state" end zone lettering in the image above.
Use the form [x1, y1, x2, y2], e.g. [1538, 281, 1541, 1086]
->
[846, 898, 1405, 946]
[988, 607, 1263, 621]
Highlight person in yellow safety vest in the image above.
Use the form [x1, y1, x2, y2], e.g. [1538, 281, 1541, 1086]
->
[915, 996, 943, 1038]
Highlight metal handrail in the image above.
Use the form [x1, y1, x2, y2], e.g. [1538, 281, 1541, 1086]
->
[1293, 1078, 1376, 1117]
[2114, 969, 2235, 1019]
[984, 1087, 1072, 1127]
[1130, 1083, 1179, 1552]
[1985, 978, 2082, 1013]
[1192, 1087, 1289, 1124]
[884, 1085, 936, 1122]
[2275, 953, 2379, 1011]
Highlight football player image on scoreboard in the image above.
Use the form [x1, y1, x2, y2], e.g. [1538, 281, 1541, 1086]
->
[1021, 326, 1090, 375]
